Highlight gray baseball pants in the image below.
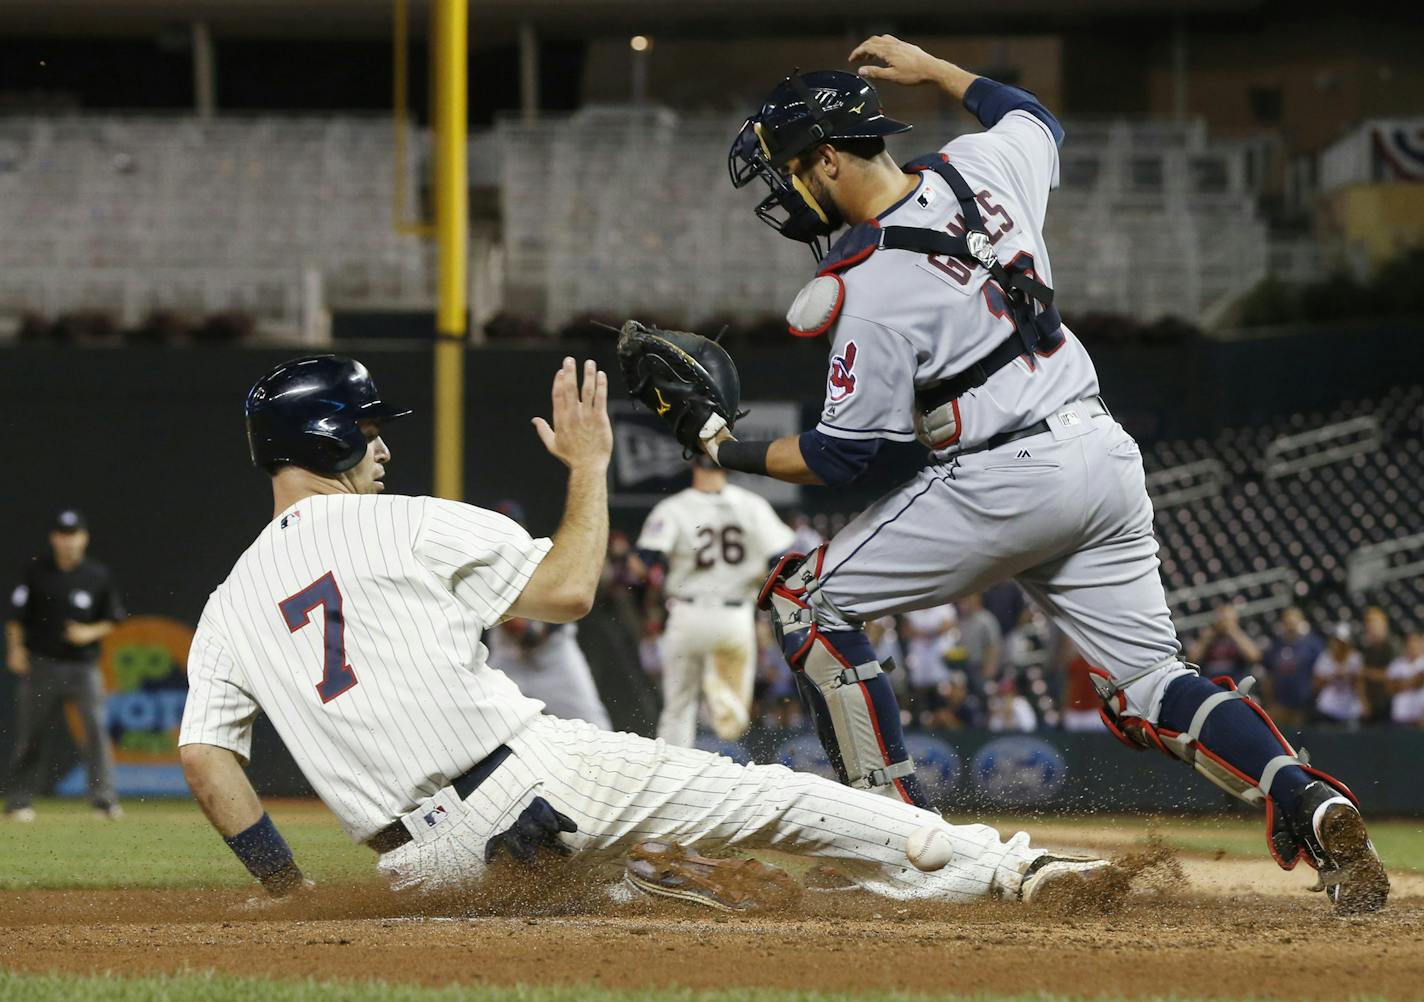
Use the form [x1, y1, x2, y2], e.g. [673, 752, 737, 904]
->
[5, 655, 117, 809]
[809, 408, 1193, 724]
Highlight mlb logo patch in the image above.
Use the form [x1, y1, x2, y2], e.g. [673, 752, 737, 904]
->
[422, 804, 449, 828]
[280, 509, 302, 530]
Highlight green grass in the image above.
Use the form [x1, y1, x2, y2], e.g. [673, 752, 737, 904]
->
[3, 798, 1422, 891]
[0, 798, 370, 890]
[0, 973, 1401, 1002]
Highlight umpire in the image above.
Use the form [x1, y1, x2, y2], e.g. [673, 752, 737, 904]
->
[4, 509, 124, 821]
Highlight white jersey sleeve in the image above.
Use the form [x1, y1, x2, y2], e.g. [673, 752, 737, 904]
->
[178, 607, 260, 763]
[636, 499, 681, 555]
[750, 496, 796, 561]
[942, 109, 1059, 229]
[413, 498, 552, 624]
[815, 313, 918, 443]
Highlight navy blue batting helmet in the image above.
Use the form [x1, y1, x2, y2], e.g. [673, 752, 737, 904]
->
[245, 355, 412, 475]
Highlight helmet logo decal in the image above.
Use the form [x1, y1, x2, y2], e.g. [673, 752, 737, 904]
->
[849, 101, 866, 114]
[654, 388, 672, 416]
[828, 342, 858, 402]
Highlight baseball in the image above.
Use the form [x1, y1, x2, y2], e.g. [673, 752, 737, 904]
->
[906, 824, 955, 872]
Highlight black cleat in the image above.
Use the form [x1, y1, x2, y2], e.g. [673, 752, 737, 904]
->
[1294, 780, 1389, 914]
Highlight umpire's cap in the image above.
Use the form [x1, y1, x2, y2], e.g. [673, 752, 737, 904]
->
[245, 355, 412, 475]
[729, 69, 911, 185]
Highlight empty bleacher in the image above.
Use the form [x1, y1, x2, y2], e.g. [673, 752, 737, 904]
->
[1146, 383, 1424, 634]
[0, 116, 431, 330]
[496, 108, 1274, 331]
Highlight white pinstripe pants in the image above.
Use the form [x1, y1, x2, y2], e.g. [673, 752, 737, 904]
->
[376, 715, 1039, 901]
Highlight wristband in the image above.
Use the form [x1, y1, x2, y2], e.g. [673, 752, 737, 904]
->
[225, 812, 302, 895]
[717, 440, 771, 476]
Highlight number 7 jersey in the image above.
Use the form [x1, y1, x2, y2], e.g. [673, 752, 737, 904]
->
[810, 109, 1100, 455]
[177, 494, 549, 843]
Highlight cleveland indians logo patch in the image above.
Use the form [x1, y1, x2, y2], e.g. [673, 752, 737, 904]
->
[828, 342, 858, 402]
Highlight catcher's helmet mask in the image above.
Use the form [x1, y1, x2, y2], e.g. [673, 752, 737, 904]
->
[729, 69, 912, 260]
[245, 354, 412, 476]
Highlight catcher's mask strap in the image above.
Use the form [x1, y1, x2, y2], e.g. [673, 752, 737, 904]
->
[787, 68, 832, 143]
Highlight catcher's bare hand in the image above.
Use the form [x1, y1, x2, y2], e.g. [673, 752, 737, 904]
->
[849, 35, 955, 89]
[533, 357, 612, 472]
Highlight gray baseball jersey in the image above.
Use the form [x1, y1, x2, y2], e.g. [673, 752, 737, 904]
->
[796, 110, 1189, 727]
[485, 621, 611, 729]
[815, 110, 1099, 455]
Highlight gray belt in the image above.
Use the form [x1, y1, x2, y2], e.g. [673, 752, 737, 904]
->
[944, 395, 1109, 459]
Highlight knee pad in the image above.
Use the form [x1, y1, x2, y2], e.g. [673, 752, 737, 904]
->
[758, 548, 927, 808]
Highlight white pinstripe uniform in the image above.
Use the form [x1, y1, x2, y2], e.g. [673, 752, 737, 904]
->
[179, 493, 1042, 899]
[637, 484, 796, 746]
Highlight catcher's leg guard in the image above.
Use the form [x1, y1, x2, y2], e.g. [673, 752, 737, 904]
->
[1093, 662, 1365, 873]
[758, 549, 929, 809]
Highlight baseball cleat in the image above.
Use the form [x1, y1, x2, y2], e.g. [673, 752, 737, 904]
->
[1294, 781, 1389, 914]
[5, 807, 36, 823]
[93, 802, 124, 821]
[624, 841, 800, 912]
[1019, 853, 1114, 905]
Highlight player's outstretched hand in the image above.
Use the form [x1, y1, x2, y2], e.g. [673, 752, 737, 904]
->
[532, 357, 612, 472]
[849, 34, 951, 87]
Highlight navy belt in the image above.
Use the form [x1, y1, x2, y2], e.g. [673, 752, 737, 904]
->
[670, 597, 748, 608]
[941, 396, 1109, 460]
[366, 744, 512, 854]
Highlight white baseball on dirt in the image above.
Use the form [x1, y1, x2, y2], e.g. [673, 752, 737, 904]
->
[906, 824, 954, 872]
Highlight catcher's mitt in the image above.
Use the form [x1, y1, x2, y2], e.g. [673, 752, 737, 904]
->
[617, 320, 742, 452]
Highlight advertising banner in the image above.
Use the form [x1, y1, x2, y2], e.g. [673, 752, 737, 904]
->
[610, 399, 802, 507]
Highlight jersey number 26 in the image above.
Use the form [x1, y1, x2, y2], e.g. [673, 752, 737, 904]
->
[279, 571, 359, 703]
[695, 525, 745, 569]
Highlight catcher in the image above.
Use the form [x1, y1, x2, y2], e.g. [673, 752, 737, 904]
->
[617, 34, 1388, 913]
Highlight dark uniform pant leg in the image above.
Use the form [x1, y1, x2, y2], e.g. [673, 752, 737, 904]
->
[5, 661, 67, 811]
[71, 662, 117, 806]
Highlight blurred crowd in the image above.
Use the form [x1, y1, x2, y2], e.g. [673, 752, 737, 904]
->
[595, 520, 1424, 737]
[1187, 603, 1424, 730]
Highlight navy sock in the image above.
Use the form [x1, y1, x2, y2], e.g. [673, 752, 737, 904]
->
[1157, 674, 1309, 816]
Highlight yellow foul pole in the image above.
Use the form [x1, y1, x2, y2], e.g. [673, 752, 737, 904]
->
[432, 0, 468, 500]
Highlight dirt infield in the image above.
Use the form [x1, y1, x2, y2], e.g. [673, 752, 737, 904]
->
[2, 831, 1422, 1000]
